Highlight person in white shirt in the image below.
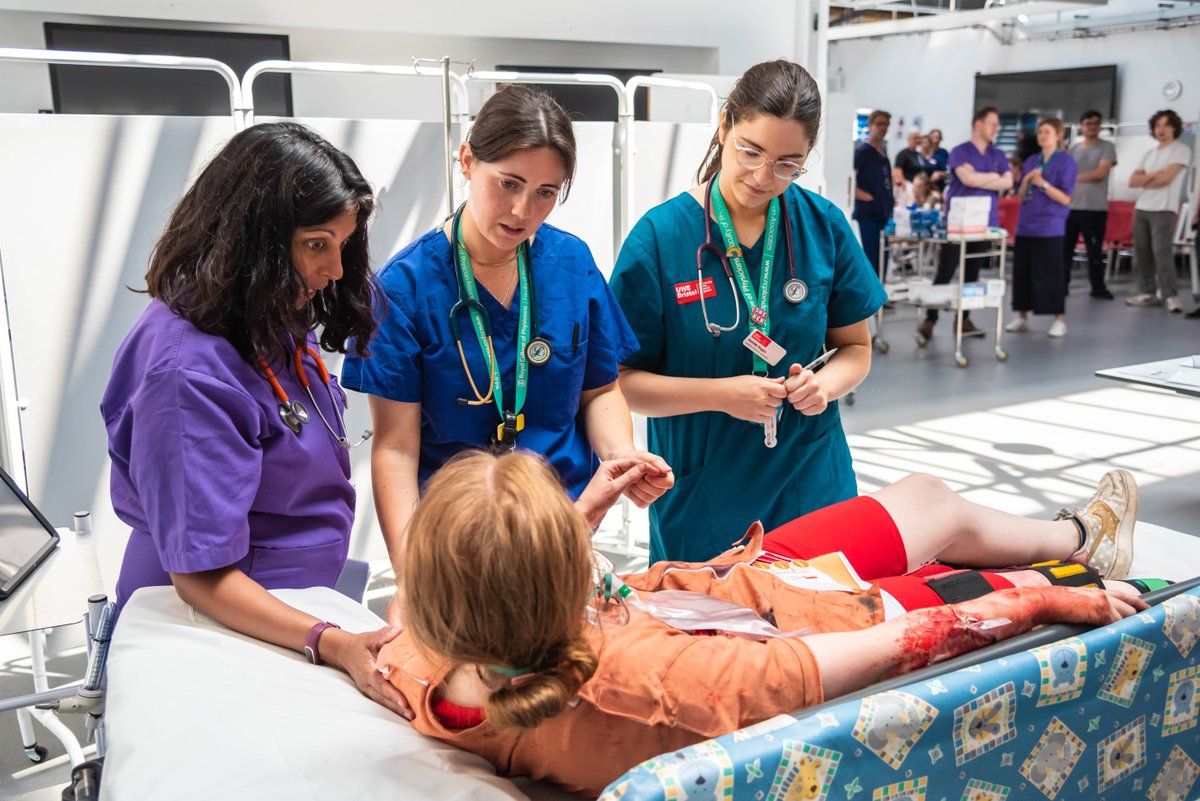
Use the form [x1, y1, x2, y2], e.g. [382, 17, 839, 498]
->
[1125, 109, 1191, 312]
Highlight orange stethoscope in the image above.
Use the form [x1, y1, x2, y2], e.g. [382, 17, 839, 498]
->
[257, 346, 372, 450]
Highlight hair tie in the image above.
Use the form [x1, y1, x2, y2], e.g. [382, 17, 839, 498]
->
[490, 664, 532, 677]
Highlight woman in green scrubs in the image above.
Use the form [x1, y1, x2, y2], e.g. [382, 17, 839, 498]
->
[610, 60, 887, 563]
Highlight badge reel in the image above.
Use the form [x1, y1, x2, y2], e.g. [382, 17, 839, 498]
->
[489, 411, 525, 454]
[279, 399, 309, 434]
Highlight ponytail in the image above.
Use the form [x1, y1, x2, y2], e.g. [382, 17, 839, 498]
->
[484, 638, 598, 729]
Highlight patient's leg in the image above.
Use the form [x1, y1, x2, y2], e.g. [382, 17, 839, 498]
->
[869, 472, 1078, 571]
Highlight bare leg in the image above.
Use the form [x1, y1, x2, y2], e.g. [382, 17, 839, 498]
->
[869, 473, 1079, 571]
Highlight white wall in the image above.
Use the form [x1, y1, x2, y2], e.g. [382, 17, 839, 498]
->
[0, 1, 809, 119]
[0, 9, 720, 119]
[830, 25, 1200, 145]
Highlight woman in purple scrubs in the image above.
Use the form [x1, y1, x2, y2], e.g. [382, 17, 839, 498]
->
[102, 122, 407, 715]
[1005, 118, 1078, 338]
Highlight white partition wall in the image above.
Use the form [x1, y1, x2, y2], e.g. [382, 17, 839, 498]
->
[539, 122, 618, 273]
[627, 121, 714, 228]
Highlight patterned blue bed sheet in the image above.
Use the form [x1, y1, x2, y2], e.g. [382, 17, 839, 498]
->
[600, 588, 1200, 801]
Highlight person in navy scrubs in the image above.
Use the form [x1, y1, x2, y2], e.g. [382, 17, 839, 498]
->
[609, 60, 887, 563]
[342, 85, 672, 623]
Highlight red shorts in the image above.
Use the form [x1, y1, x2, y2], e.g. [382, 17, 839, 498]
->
[762, 495, 1014, 612]
[762, 496, 908, 580]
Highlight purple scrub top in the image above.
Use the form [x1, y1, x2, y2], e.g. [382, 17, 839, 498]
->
[944, 140, 1011, 228]
[1015, 151, 1078, 238]
[102, 300, 355, 607]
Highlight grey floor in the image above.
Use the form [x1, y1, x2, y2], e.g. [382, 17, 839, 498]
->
[1, 260, 1198, 800]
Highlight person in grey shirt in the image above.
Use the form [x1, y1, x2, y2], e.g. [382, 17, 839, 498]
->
[1063, 110, 1118, 299]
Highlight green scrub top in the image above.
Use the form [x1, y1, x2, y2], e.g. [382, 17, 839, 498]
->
[610, 184, 887, 563]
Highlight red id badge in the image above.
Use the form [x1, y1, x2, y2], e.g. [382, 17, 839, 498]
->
[674, 277, 717, 305]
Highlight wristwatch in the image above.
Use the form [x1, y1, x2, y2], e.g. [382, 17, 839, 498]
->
[304, 621, 341, 665]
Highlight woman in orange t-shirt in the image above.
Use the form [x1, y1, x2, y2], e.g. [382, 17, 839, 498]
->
[378, 452, 1146, 796]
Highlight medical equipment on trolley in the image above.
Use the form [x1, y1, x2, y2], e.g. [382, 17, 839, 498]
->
[695, 174, 805, 339]
[447, 203, 550, 453]
[257, 345, 372, 449]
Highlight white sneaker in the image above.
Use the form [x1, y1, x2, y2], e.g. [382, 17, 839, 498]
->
[1125, 293, 1161, 307]
[1166, 296, 1182, 313]
[1048, 320, 1067, 338]
[1005, 317, 1029, 333]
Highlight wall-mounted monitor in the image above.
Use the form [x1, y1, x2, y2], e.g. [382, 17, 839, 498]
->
[974, 65, 1117, 123]
[495, 65, 661, 122]
[44, 23, 292, 117]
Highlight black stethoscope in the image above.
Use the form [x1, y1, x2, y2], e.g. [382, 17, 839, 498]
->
[447, 203, 550, 407]
[696, 175, 806, 337]
[258, 345, 372, 449]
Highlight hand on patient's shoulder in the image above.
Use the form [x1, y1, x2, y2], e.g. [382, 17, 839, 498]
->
[323, 625, 414, 720]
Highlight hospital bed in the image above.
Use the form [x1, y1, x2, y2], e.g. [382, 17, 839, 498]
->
[101, 523, 1200, 801]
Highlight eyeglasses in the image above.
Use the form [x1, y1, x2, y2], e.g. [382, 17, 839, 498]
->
[732, 131, 808, 181]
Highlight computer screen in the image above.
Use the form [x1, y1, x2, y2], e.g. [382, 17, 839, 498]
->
[975, 65, 1117, 122]
[0, 468, 60, 600]
[45, 22, 292, 116]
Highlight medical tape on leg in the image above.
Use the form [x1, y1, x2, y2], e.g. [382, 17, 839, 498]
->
[1028, 561, 1105, 589]
[924, 570, 996, 605]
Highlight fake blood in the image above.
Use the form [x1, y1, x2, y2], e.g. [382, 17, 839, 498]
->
[894, 587, 1110, 674]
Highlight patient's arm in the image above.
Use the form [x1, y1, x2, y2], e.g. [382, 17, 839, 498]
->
[171, 567, 414, 719]
[801, 586, 1145, 699]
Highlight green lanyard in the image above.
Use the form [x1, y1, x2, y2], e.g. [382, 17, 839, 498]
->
[453, 232, 531, 439]
[709, 175, 781, 375]
[1034, 150, 1057, 171]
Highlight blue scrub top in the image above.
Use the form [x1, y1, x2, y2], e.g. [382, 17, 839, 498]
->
[342, 223, 639, 498]
[610, 184, 887, 563]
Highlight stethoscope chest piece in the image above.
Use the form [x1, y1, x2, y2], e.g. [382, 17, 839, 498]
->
[279, 399, 309, 434]
[783, 279, 808, 305]
[525, 337, 552, 366]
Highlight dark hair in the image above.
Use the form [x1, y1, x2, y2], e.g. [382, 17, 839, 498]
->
[467, 84, 577, 200]
[1080, 109, 1103, 123]
[696, 59, 822, 184]
[146, 122, 378, 362]
[1149, 109, 1183, 140]
[868, 109, 891, 125]
[973, 106, 999, 125]
[929, 128, 943, 139]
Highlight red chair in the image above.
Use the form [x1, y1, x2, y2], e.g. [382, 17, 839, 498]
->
[997, 196, 1021, 244]
[1103, 200, 1135, 279]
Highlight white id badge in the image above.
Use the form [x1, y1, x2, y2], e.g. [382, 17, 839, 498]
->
[743, 330, 786, 366]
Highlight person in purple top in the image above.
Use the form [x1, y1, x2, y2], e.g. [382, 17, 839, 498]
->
[918, 107, 1013, 341]
[1005, 118, 1078, 338]
[102, 122, 408, 716]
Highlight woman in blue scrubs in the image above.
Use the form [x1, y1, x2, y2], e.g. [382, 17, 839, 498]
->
[342, 85, 672, 621]
[610, 60, 887, 563]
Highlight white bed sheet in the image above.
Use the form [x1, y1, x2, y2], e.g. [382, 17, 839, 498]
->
[101, 586, 580, 801]
[100, 523, 1198, 801]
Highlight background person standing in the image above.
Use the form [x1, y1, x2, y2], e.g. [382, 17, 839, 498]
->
[1006, 118, 1077, 337]
[853, 110, 894, 282]
[1063, 110, 1117, 299]
[918, 107, 1012, 341]
[1126, 109, 1190, 313]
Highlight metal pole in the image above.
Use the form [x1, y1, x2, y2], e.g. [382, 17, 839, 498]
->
[442, 56, 455, 217]
[0, 47, 241, 130]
